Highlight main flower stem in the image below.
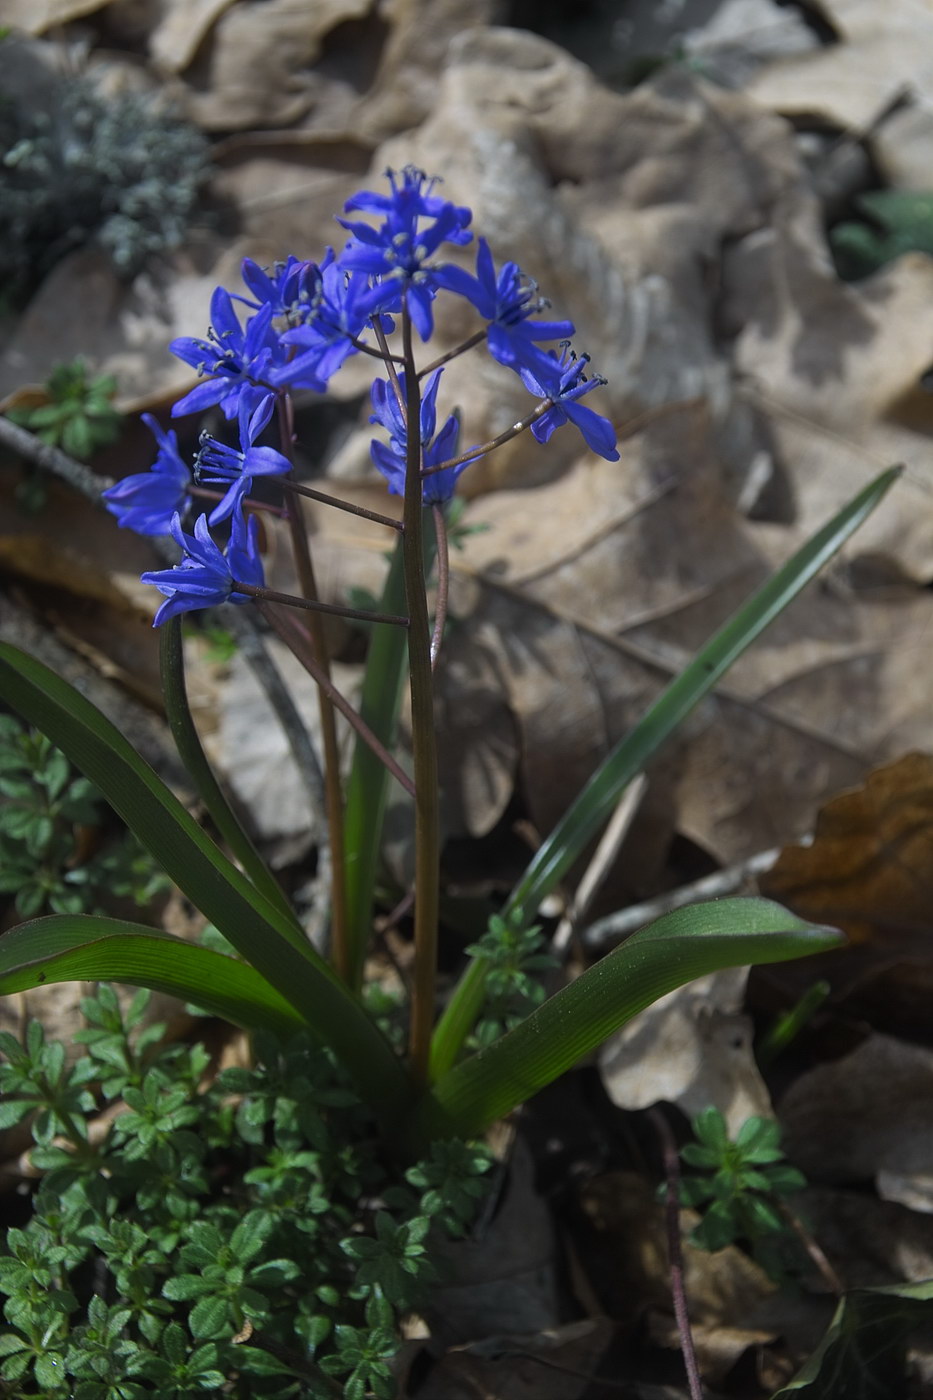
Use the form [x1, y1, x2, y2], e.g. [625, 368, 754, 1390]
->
[277, 395, 350, 983]
[401, 306, 440, 1086]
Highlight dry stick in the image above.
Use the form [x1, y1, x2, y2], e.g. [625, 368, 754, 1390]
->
[0, 412, 116, 497]
[429, 503, 450, 671]
[650, 1108, 705, 1400]
[583, 846, 781, 952]
[400, 307, 441, 1087]
[234, 581, 407, 629]
[281, 479, 402, 532]
[551, 772, 648, 959]
[276, 395, 350, 982]
[257, 599, 416, 800]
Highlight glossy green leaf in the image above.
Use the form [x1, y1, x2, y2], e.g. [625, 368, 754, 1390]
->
[414, 898, 843, 1144]
[343, 537, 409, 993]
[0, 916, 303, 1035]
[430, 466, 900, 1079]
[343, 522, 436, 992]
[0, 643, 410, 1117]
[773, 1279, 933, 1399]
[160, 618, 301, 932]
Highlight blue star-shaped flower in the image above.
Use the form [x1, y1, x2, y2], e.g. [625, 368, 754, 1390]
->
[338, 167, 473, 341]
[237, 255, 322, 322]
[141, 510, 264, 626]
[195, 389, 291, 526]
[436, 238, 575, 367]
[370, 369, 475, 504]
[102, 414, 191, 536]
[517, 343, 619, 461]
[170, 287, 325, 421]
[281, 248, 389, 385]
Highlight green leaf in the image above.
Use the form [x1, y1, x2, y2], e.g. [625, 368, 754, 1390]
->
[773, 1280, 933, 1398]
[343, 529, 433, 992]
[0, 915, 304, 1035]
[159, 619, 301, 933]
[694, 1106, 729, 1153]
[430, 466, 900, 1079]
[413, 898, 843, 1145]
[0, 643, 410, 1121]
[691, 1200, 738, 1252]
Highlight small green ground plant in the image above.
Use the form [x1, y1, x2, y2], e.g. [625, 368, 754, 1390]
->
[0, 59, 209, 307]
[0, 715, 169, 919]
[678, 1107, 807, 1279]
[6, 360, 123, 463]
[0, 985, 491, 1398]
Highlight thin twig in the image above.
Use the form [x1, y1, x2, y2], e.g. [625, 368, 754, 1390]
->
[430, 504, 450, 671]
[346, 333, 405, 366]
[419, 327, 489, 378]
[234, 581, 408, 628]
[282, 479, 402, 531]
[650, 1108, 705, 1400]
[775, 1197, 845, 1296]
[257, 599, 416, 800]
[421, 399, 551, 477]
[192, 484, 288, 518]
[583, 846, 781, 951]
[551, 773, 648, 959]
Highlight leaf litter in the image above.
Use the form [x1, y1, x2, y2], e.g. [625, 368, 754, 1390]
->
[4, 0, 933, 1393]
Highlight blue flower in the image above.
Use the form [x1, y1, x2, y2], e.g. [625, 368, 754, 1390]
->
[338, 167, 473, 341]
[370, 369, 475, 504]
[436, 237, 575, 366]
[237, 255, 322, 322]
[170, 287, 325, 421]
[281, 248, 389, 384]
[141, 510, 264, 626]
[515, 343, 619, 461]
[195, 389, 291, 525]
[102, 414, 192, 536]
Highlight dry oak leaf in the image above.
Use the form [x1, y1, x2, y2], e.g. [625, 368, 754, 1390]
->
[759, 752, 933, 946]
[1, 0, 113, 32]
[598, 968, 773, 1137]
[746, 0, 933, 131]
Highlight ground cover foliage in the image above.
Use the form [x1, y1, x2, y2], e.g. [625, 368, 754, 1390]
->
[2, 1, 933, 1396]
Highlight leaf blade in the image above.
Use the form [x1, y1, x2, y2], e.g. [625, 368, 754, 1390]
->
[430, 466, 901, 1079]
[0, 915, 304, 1035]
[0, 643, 410, 1115]
[416, 898, 843, 1144]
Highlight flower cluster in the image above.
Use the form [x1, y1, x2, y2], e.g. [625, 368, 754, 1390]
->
[103, 166, 619, 625]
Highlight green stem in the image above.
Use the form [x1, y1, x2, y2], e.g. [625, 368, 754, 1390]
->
[400, 307, 440, 1086]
